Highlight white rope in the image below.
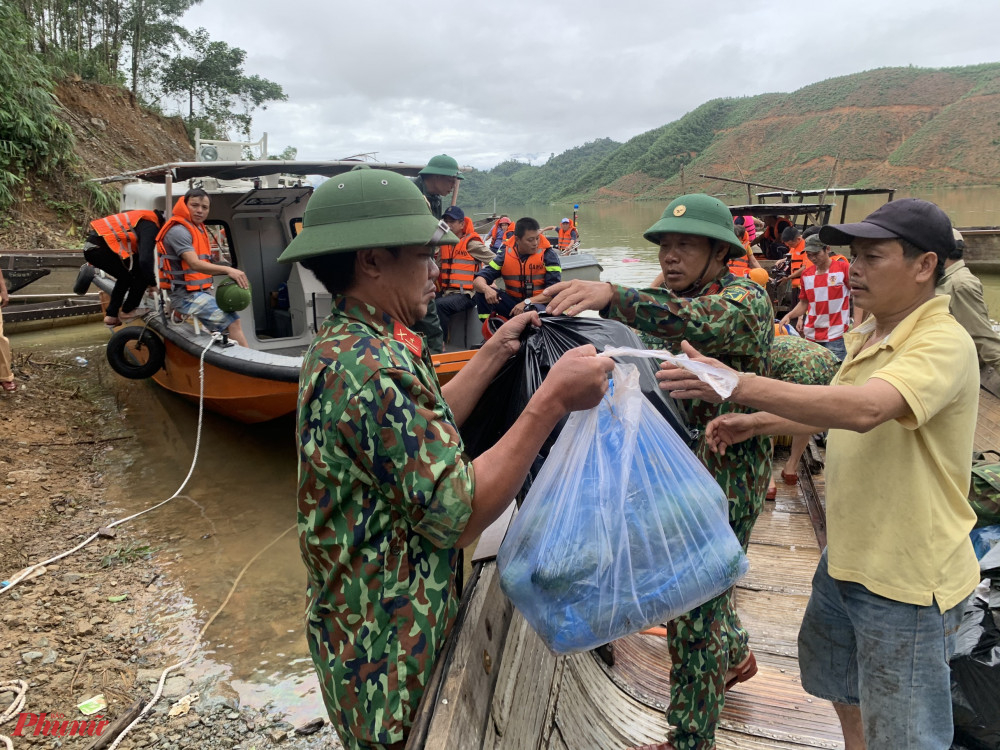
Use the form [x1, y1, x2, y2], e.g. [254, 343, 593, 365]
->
[0, 680, 28, 750]
[0, 333, 216, 597]
[106, 524, 295, 750]
[1, 330, 294, 749]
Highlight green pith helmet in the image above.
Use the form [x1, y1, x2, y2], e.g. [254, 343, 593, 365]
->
[418, 154, 464, 180]
[216, 280, 252, 312]
[643, 194, 745, 260]
[277, 166, 458, 263]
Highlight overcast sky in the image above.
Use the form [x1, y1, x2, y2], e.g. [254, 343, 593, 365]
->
[174, 0, 1000, 171]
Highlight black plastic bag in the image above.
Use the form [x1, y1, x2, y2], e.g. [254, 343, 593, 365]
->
[460, 315, 695, 496]
[951, 546, 1000, 750]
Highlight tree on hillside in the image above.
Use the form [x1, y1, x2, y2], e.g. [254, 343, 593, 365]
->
[0, 3, 75, 211]
[160, 27, 286, 140]
[125, 0, 202, 100]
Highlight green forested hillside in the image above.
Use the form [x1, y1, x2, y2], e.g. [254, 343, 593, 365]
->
[461, 63, 1000, 209]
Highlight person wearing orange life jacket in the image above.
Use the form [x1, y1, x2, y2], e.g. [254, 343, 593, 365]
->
[728, 217, 763, 278]
[156, 188, 249, 347]
[752, 214, 793, 259]
[541, 218, 579, 254]
[435, 206, 496, 341]
[487, 216, 514, 252]
[83, 208, 164, 326]
[780, 226, 812, 289]
[473, 217, 562, 320]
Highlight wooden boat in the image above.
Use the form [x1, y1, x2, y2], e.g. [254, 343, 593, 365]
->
[2, 294, 104, 333]
[405, 386, 1000, 750]
[90, 156, 602, 423]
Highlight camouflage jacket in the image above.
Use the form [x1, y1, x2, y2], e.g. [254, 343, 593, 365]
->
[770, 335, 840, 385]
[296, 295, 474, 748]
[605, 273, 773, 536]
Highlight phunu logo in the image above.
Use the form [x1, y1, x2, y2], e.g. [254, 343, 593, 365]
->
[12, 712, 111, 737]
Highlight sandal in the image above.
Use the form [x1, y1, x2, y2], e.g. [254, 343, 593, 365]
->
[1, 380, 16, 392]
[766, 482, 777, 500]
[104, 315, 122, 327]
[725, 651, 758, 691]
[781, 469, 798, 485]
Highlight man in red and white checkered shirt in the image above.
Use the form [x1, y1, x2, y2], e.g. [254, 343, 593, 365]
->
[780, 233, 852, 360]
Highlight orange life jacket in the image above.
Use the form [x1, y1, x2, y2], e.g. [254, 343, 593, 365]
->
[156, 197, 214, 292]
[556, 221, 577, 251]
[787, 237, 808, 288]
[728, 252, 751, 277]
[764, 217, 793, 242]
[831, 253, 850, 265]
[438, 218, 483, 294]
[487, 219, 512, 248]
[500, 247, 547, 301]
[90, 210, 161, 260]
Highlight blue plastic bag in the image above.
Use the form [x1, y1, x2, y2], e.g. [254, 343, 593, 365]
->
[497, 363, 749, 654]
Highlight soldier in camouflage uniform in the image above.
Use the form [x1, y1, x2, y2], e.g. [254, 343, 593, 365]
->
[276, 166, 613, 750]
[539, 194, 774, 750]
[411, 154, 465, 355]
[769, 335, 841, 485]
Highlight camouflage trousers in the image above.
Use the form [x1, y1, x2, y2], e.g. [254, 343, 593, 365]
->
[666, 489, 764, 750]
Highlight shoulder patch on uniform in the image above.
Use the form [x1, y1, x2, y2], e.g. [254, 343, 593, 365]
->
[722, 287, 751, 303]
[393, 321, 423, 358]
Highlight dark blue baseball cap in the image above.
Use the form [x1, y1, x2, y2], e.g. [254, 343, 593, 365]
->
[442, 205, 465, 221]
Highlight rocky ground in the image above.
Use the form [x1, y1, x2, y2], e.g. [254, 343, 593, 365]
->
[0, 352, 340, 749]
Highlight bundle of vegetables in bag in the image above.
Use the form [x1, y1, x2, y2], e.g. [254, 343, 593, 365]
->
[497, 362, 748, 654]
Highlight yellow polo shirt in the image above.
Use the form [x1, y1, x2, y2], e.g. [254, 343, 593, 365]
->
[825, 295, 980, 612]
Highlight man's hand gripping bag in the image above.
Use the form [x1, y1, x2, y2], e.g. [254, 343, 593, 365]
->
[497, 363, 748, 654]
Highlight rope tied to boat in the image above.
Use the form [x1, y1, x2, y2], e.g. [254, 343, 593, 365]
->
[0, 331, 293, 749]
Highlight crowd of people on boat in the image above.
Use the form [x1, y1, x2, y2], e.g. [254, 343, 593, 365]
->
[270, 156, 991, 750]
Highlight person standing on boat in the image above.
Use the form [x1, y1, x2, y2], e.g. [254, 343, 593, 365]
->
[657, 198, 980, 750]
[0, 262, 14, 392]
[535, 194, 773, 750]
[411, 154, 464, 355]
[435, 205, 495, 343]
[936, 227, 1000, 395]
[156, 188, 250, 347]
[276, 166, 613, 750]
[778, 233, 852, 361]
[83, 208, 163, 326]
[541, 217, 579, 254]
[472, 217, 562, 321]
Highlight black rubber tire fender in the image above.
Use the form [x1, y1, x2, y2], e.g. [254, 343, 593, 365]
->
[73, 264, 95, 295]
[106, 326, 166, 380]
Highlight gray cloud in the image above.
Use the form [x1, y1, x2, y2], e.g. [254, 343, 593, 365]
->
[172, 0, 1000, 169]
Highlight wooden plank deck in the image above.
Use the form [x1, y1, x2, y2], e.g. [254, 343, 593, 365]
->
[413, 453, 846, 749]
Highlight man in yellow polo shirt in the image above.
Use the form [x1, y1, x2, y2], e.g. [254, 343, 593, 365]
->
[655, 198, 980, 750]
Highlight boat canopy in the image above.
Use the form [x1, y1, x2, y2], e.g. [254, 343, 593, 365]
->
[728, 202, 834, 228]
[94, 159, 463, 184]
[756, 188, 895, 223]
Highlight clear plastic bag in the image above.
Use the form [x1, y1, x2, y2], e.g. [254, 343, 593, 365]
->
[497, 363, 749, 654]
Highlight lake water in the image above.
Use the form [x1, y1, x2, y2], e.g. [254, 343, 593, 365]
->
[9, 184, 1000, 725]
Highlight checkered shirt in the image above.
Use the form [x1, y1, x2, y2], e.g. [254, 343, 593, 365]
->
[800, 258, 851, 342]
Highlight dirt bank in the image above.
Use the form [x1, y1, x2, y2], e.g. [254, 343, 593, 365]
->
[0, 352, 339, 749]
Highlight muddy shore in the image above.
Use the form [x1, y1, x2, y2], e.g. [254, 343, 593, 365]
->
[0, 352, 339, 749]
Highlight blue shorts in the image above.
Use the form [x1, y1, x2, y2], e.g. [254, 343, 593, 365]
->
[170, 290, 239, 333]
[798, 549, 963, 749]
